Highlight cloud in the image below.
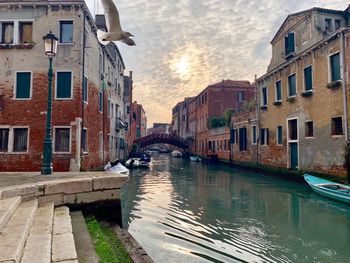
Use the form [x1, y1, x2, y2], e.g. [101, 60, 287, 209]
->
[86, 0, 346, 126]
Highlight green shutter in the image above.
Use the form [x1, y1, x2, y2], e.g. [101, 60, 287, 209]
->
[83, 77, 88, 102]
[57, 72, 72, 98]
[304, 66, 312, 91]
[16, 72, 31, 99]
[331, 53, 340, 81]
[289, 74, 296, 96]
[288, 33, 295, 53]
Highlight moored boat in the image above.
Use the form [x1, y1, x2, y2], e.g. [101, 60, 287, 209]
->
[190, 156, 202, 162]
[304, 174, 350, 204]
[104, 160, 129, 175]
[171, 150, 182, 158]
[125, 157, 151, 169]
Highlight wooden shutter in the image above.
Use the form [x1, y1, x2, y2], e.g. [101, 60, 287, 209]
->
[16, 73, 31, 99]
[304, 66, 312, 91]
[331, 53, 340, 81]
[57, 72, 72, 98]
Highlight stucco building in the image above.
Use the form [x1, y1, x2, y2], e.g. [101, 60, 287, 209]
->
[255, 6, 350, 176]
[0, 0, 129, 171]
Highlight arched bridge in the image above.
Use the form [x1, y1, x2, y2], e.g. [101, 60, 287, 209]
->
[134, 133, 189, 149]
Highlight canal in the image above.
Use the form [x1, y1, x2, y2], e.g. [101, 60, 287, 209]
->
[121, 154, 350, 263]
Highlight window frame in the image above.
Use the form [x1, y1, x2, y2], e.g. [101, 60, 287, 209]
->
[0, 21, 14, 44]
[83, 75, 88, 103]
[99, 90, 103, 113]
[82, 128, 88, 153]
[18, 21, 33, 44]
[287, 73, 297, 98]
[325, 18, 332, 31]
[284, 32, 295, 58]
[251, 125, 257, 145]
[11, 126, 29, 154]
[261, 87, 268, 106]
[331, 116, 344, 136]
[305, 120, 314, 138]
[0, 126, 10, 153]
[328, 51, 341, 82]
[275, 80, 282, 102]
[260, 128, 269, 146]
[303, 65, 313, 92]
[277, 125, 283, 146]
[55, 71, 73, 100]
[59, 20, 74, 44]
[14, 71, 33, 100]
[53, 126, 71, 154]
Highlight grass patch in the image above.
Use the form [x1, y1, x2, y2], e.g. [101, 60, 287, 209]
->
[85, 216, 132, 263]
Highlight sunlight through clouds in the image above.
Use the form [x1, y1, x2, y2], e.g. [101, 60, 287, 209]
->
[85, 0, 346, 125]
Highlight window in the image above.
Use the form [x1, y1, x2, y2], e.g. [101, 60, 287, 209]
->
[260, 128, 269, 145]
[325, 18, 332, 31]
[107, 100, 110, 117]
[82, 128, 88, 152]
[335, 19, 341, 30]
[275, 81, 282, 101]
[285, 32, 295, 57]
[99, 91, 103, 112]
[0, 128, 9, 152]
[288, 74, 296, 97]
[56, 72, 72, 99]
[252, 125, 257, 144]
[261, 87, 268, 106]
[331, 117, 343, 136]
[13, 128, 28, 152]
[60, 21, 73, 43]
[224, 139, 227, 151]
[230, 128, 237, 144]
[15, 72, 31, 99]
[288, 119, 298, 140]
[305, 121, 314, 137]
[213, 140, 216, 151]
[239, 127, 247, 151]
[19, 22, 32, 43]
[330, 53, 341, 82]
[277, 126, 283, 145]
[238, 91, 245, 102]
[120, 138, 125, 149]
[304, 66, 313, 91]
[54, 128, 70, 152]
[208, 141, 212, 150]
[1, 22, 14, 44]
[83, 76, 88, 102]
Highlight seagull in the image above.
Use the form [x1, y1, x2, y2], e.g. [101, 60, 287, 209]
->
[97, 0, 136, 46]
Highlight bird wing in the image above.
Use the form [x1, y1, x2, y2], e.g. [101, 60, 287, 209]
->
[101, 0, 122, 33]
[121, 38, 136, 46]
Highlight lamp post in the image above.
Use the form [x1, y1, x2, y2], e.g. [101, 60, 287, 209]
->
[41, 32, 58, 175]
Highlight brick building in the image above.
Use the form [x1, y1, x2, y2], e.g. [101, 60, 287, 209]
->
[130, 101, 147, 144]
[171, 97, 194, 139]
[147, 123, 171, 135]
[256, 6, 350, 176]
[0, 0, 129, 171]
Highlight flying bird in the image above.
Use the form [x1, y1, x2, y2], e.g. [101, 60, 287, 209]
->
[97, 0, 136, 46]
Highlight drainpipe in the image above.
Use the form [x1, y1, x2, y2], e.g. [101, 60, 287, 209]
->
[255, 74, 260, 164]
[340, 31, 349, 143]
[81, 12, 86, 164]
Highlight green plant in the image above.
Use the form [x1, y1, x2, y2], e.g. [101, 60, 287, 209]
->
[326, 80, 342, 89]
[242, 100, 256, 111]
[223, 108, 235, 126]
[208, 116, 226, 129]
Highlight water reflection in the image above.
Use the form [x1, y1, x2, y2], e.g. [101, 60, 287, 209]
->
[121, 155, 350, 263]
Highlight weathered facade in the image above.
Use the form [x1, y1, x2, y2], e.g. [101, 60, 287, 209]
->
[0, 0, 129, 171]
[256, 7, 350, 176]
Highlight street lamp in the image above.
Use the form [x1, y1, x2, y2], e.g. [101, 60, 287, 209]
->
[41, 32, 58, 175]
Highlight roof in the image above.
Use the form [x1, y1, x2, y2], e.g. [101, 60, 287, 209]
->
[0, 0, 84, 4]
[271, 7, 345, 44]
[207, 79, 252, 89]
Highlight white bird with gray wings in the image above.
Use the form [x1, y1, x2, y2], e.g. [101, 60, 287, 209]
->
[97, 0, 136, 46]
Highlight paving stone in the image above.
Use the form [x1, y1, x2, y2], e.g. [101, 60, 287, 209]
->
[20, 234, 51, 263]
[30, 202, 54, 235]
[92, 175, 129, 191]
[0, 196, 21, 233]
[45, 178, 93, 195]
[64, 189, 120, 204]
[53, 216, 72, 235]
[1, 184, 41, 199]
[38, 194, 64, 206]
[0, 200, 37, 263]
[52, 233, 77, 262]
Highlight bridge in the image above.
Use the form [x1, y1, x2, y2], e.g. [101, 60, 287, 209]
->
[134, 133, 189, 149]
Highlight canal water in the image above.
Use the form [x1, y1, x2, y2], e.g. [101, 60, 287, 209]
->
[121, 154, 350, 263]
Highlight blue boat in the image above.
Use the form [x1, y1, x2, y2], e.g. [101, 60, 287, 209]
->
[304, 174, 350, 204]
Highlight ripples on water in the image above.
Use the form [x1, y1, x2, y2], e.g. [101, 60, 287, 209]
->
[121, 155, 350, 263]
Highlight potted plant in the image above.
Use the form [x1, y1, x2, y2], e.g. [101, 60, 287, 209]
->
[301, 90, 313, 97]
[326, 80, 342, 90]
[273, 101, 282, 106]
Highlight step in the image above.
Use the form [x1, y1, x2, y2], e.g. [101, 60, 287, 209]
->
[52, 206, 78, 262]
[0, 199, 38, 263]
[20, 202, 54, 263]
[0, 196, 21, 233]
[71, 211, 99, 263]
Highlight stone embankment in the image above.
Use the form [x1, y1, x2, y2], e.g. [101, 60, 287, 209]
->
[0, 172, 129, 263]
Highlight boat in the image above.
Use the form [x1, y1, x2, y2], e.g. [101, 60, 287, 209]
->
[190, 156, 202, 162]
[125, 158, 150, 168]
[304, 174, 350, 204]
[171, 150, 182, 158]
[104, 161, 129, 175]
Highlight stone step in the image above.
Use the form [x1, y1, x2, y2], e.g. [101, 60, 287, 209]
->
[0, 196, 21, 233]
[52, 206, 78, 263]
[20, 202, 54, 263]
[0, 199, 38, 263]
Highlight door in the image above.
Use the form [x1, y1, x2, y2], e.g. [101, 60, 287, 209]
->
[290, 142, 298, 169]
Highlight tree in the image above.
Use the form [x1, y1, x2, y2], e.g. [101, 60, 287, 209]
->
[223, 108, 235, 126]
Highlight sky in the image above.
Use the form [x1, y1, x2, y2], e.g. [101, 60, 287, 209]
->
[86, 0, 346, 126]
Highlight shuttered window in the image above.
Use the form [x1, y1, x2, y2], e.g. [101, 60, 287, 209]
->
[275, 81, 282, 101]
[285, 32, 295, 57]
[260, 128, 269, 145]
[19, 22, 33, 43]
[288, 74, 296, 97]
[0, 128, 9, 152]
[1, 22, 14, 44]
[330, 53, 341, 82]
[277, 126, 283, 145]
[60, 21, 73, 43]
[239, 127, 247, 151]
[304, 66, 313, 91]
[83, 76, 88, 102]
[56, 72, 72, 99]
[13, 128, 28, 152]
[262, 87, 268, 106]
[99, 91, 103, 112]
[252, 125, 257, 144]
[54, 128, 70, 152]
[82, 129, 88, 152]
[16, 72, 31, 99]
